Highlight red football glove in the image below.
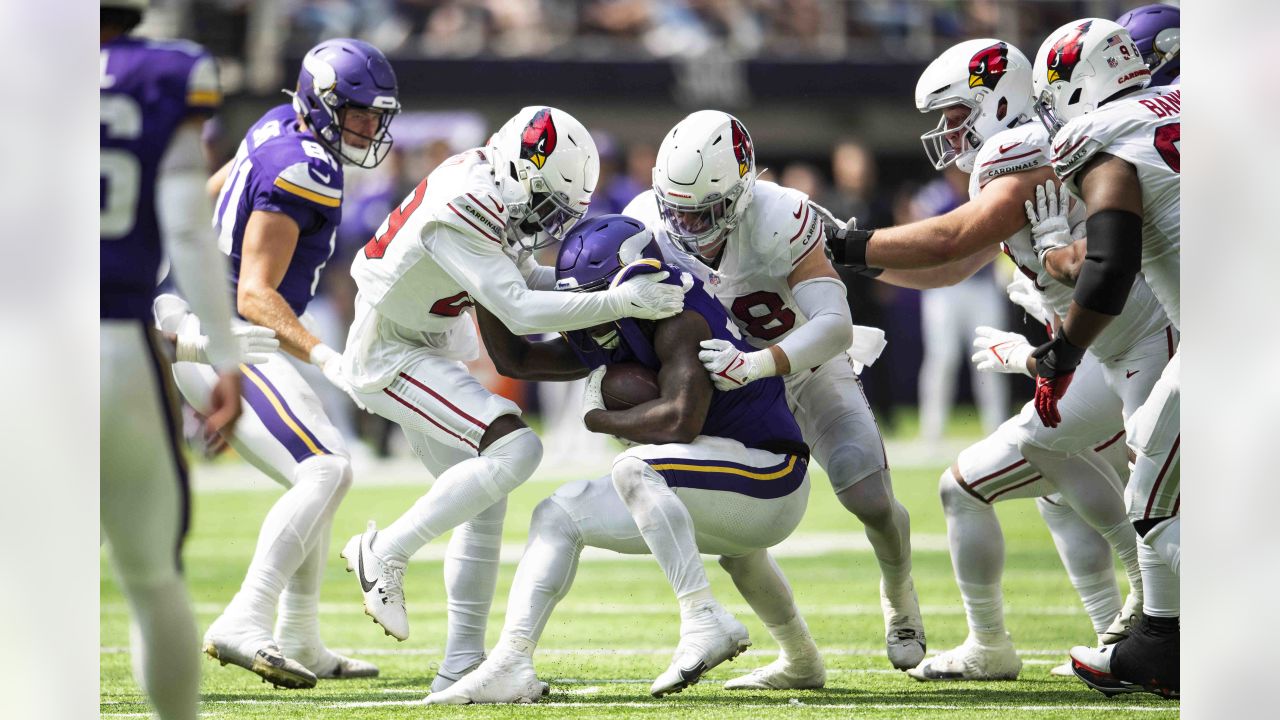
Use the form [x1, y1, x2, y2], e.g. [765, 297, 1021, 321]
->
[1033, 373, 1074, 428]
[1030, 328, 1087, 428]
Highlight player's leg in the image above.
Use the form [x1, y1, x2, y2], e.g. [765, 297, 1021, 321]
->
[788, 358, 922, 669]
[964, 278, 1011, 435]
[918, 286, 961, 445]
[432, 496, 508, 691]
[101, 322, 201, 720]
[342, 357, 538, 643]
[719, 549, 825, 690]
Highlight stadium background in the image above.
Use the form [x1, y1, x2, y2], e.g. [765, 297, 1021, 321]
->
[127, 0, 1163, 458]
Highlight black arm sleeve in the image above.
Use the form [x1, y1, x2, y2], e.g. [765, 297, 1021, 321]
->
[1072, 209, 1144, 315]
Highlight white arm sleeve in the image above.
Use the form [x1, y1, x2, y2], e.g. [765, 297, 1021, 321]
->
[774, 276, 854, 371]
[427, 225, 626, 336]
[518, 253, 557, 290]
[157, 121, 238, 369]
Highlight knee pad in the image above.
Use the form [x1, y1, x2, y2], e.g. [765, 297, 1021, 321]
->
[822, 440, 883, 495]
[610, 454, 661, 504]
[530, 495, 582, 549]
[295, 454, 353, 498]
[481, 427, 542, 494]
[939, 468, 988, 516]
[1035, 494, 1072, 519]
[837, 468, 893, 523]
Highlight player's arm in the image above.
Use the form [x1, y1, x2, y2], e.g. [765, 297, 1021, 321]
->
[1041, 239, 1088, 286]
[584, 311, 713, 445]
[236, 210, 329, 363]
[474, 304, 590, 381]
[878, 244, 1001, 290]
[207, 157, 233, 201]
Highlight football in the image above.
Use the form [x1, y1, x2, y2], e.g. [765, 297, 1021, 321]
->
[600, 362, 661, 410]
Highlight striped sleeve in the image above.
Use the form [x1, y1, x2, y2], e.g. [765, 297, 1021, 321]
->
[973, 138, 1049, 189]
[184, 53, 221, 114]
[271, 161, 342, 209]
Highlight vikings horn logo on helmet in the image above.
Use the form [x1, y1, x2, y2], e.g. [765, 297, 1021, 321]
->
[1047, 21, 1093, 84]
[520, 108, 558, 169]
[968, 42, 1009, 89]
[730, 119, 753, 178]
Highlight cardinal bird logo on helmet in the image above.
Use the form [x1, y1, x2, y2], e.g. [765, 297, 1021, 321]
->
[520, 108, 558, 169]
[730, 119, 753, 178]
[1047, 21, 1093, 84]
[968, 42, 1009, 90]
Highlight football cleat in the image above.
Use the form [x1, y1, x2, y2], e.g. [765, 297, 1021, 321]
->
[203, 620, 317, 689]
[723, 654, 826, 690]
[651, 604, 751, 697]
[341, 522, 409, 641]
[424, 652, 544, 704]
[1070, 643, 1178, 699]
[1049, 661, 1075, 677]
[1099, 592, 1143, 645]
[431, 655, 550, 696]
[906, 634, 1022, 682]
[279, 643, 380, 679]
[881, 578, 927, 670]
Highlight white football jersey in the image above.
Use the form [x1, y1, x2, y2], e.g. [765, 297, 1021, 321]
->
[625, 180, 828, 351]
[1051, 86, 1181, 329]
[973, 122, 1169, 360]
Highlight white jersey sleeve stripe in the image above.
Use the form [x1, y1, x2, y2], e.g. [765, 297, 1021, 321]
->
[465, 193, 505, 223]
[446, 202, 502, 244]
[787, 204, 811, 243]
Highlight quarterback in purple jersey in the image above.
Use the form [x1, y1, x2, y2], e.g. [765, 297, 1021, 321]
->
[425, 215, 819, 704]
[160, 38, 399, 688]
[100, 1, 242, 718]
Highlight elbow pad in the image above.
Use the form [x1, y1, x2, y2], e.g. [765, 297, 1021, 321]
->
[1073, 209, 1143, 316]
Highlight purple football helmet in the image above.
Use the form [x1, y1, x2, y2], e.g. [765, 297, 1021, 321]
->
[291, 38, 400, 168]
[1117, 4, 1180, 86]
[554, 214, 662, 292]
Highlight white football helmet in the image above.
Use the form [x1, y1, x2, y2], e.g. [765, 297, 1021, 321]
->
[915, 39, 1034, 173]
[489, 106, 599, 251]
[652, 110, 758, 261]
[1032, 19, 1151, 136]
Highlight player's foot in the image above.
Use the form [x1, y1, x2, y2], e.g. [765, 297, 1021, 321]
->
[881, 578, 926, 670]
[1071, 616, 1179, 699]
[432, 654, 550, 696]
[651, 603, 751, 698]
[341, 521, 409, 641]
[203, 619, 317, 689]
[424, 649, 544, 704]
[906, 634, 1021, 682]
[279, 642, 380, 679]
[1099, 592, 1143, 644]
[723, 653, 826, 690]
[1049, 661, 1075, 677]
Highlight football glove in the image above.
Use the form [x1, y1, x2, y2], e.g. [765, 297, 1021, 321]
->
[176, 325, 279, 366]
[698, 339, 776, 391]
[1030, 328, 1087, 428]
[310, 343, 366, 410]
[811, 202, 881, 278]
[970, 326, 1033, 377]
[582, 365, 607, 420]
[1005, 274, 1056, 328]
[606, 271, 685, 321]
[1025, 179, 1073, 263]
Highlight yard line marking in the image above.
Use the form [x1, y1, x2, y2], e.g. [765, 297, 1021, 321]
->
[177, 698, 1175, 712]
[101, 646, 1083, 658]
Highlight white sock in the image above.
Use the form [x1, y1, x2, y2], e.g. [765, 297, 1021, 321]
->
[126, 578, 201, 720]
[222, 455, 352, 633]
[940, 469, 1006, 644]
[1145, 516, 1180, 577]
[833, 465, 913, 596]
[275, 525, 329, 663]
[439, 498, 506, 675]
[375, 428, 540, 563]
[765, 615, 820, 663]
[1139, 540, 1179, 617]
[499, 498, 583, 646]
[1037, 498, 1123, 634]
[612, 455, 712, 601]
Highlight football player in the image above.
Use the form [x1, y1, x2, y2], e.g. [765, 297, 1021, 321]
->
[1029, 18, 1181, 699]
[168, 39, 400, 688]
[426, 215, 818, 703]
[1118, 4, 1180, 86]
[625, 111, 926, 674]
[822, 39, 1177, 680]
[101, 1, 242, 717]
[337, 107, 684, 691]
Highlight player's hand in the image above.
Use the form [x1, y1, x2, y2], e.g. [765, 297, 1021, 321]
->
[608, 271, 685, 321]
[1025, 179, 1073, 263]
[697, 339, 774, 391]
[970, 326, 1034, 377]
[310, 343, 367, 410]
[204, 370, 243, 440]
[816, 210, 881, 278]
[582, 365, 607, 420]
[177, 325, 279, 365]
[1030, 328, 1087, 427]
[1005, 275, 1056, 328]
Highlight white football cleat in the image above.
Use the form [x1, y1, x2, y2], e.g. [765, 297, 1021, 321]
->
[651, 604, 751, 697]
[1099, 592, 1143, 645]
[723, 654, 826, 690]
[280, 643, 379, 679]
[203, 619, 317, 689]
[881, 578, 926, 670]
[432, 654, 550, 696]
[341, 522, 409, 641]
[906, 634, 1022, 682]
[1049, 661, 1075, 677]
[424, 652, 544, 704]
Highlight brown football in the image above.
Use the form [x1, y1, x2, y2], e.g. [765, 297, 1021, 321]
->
[601, 363, 661, 410]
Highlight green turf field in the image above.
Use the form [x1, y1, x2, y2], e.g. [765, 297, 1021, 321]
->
[101, 421, 1179, 719]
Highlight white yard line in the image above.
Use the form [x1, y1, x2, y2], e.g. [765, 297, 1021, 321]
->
[161, 698, 1175, 712]
[101, 646, 1080, 658]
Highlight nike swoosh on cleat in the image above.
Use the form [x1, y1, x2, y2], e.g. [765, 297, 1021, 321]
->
[1126, 369, 1140, 378]
[679, 661, 709, 683]
[358, 542, 377, 593]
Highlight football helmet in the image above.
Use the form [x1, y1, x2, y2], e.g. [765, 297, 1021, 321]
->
[101, 0, 148, 10]
[554, 214, 662, 292]
[290, 39, 400, 169]
[1117, 4, 1180, 86]
[1033, 19, 1151, 136]
[489, 106, 599, 251]
[652, 110, 758, 261]
[915, 39, 1034, 173]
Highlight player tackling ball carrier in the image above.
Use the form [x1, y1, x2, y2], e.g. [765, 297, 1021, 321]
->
[337, 107, 685, 691]
[425, 214, 820, 703]
[624, 111, 925, 673]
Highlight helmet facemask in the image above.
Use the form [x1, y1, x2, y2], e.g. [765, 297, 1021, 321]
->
[316, 103, 398, 169]
[919, 101, 984, 171]
[506, 174, 587, 252]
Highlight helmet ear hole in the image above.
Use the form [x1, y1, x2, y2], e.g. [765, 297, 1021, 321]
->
[1068, 87, 1083, 105]
[996, 97, 1008, 121]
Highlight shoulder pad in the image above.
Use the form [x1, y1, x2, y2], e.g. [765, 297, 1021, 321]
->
[272, 159, 342, 209]
[622, 190, 659, 224]
[426, 152, 509, 246]
[749, 182, 822, 270]
[973, 125, 1049, 189]
[1049, 115, 1109, 183]
[437, 191, 508, 247]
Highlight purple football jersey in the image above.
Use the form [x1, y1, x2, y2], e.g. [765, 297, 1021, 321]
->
[566, 267, 805, 450]
[100, 37, 220, 319]
[212, 104, 344, 316]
